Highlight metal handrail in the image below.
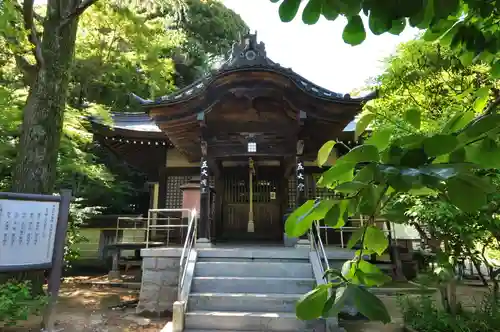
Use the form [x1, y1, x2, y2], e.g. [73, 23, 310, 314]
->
[178, 208, 197, 300]
[146, 208, 194, 248]
[310, 220, 330, 283]
[113, 215, 189, 247]
[315, 217, 390, 249]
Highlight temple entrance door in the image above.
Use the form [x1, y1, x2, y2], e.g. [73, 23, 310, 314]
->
[219, 166, 282, 242]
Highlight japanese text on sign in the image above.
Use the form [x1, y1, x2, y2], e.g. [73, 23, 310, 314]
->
[296, 160, 305, 192]
[200, 158, 209, 194]
[0, 199, 59, 268]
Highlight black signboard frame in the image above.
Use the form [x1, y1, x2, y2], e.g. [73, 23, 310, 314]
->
[0, 190, 71, 331]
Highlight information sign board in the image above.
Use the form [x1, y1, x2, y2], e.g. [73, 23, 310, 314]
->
[0, 190, 71, 332]
[0, 199, 60, 269]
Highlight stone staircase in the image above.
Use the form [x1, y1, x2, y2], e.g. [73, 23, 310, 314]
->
[183, 248, 325, 332]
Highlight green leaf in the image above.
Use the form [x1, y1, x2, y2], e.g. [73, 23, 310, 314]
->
[342, 260, 354, 277]
[353, 164, 379, 183]
[355, 112, 375, 139]
[411, 0, 434, 29]
[404, 107, 421, 129]
[365, 128, 392, 151]
[364, 226, 389, 255]
[323, 286, 353, 317]
[335, 181, 367, 194]
[400, 148, 428, 168]
[368, 12, 391, 35]
[334, 0, 362, 16]
[279, 0, 302, 22]
[423, 134, 458, 157]
[324, 200, 348, 228]
[465, 138, 500, 168]
[449, 147, 466, 163]
[358, 185, 381, 215]
[473, 87, 490, 113]
[491, 60, 500, 79]
[302, 0, 322, 25]
[462, 114, 500, 140]
[343, 15, 366, 46]
[321, 0, 339, 20]
[459, 52, 475, 66]
[357, 260, 392, 286]
[285, 200, 317, 237]
[381, 204, 409, 223]
[342, 145, 380, 163]
[318, 160, 355, 188]
[446, 176, 488, 212]
[324, 268, 344, 280]
[352, 286, 391, 323]
[347, 227, 364, 249]
[396, 134, 426, 149]
[296, 284, 330, 320]
[310, 199, 339, 220]
[388, 19, 406, 35]
[433, 0, 460, 19]
[441, 111, 475, 134]
[318, 140, 336, 167]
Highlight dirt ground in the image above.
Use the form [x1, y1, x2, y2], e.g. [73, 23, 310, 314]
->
[1, 280, 169, 332]
[1, 277, 491, 332]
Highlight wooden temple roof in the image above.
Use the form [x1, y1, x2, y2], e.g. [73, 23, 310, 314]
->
[88, 113, 169, 180]
[89, 33, 376, 169]
[131, 33, 375, 161]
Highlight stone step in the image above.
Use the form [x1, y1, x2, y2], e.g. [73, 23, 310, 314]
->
[184, 330, 302, 332]
[191, 276, 315, 294]
[195, 261, 313, 278]
[184, 311, 324, 332]
[188, 292, 301, 312]
[197, 248, 311, 260]
[198, 257, 310, 263]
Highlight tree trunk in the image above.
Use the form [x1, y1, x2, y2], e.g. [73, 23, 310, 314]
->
[1, 0, 81, 296]
[471, 257, 489, 286]
[385, 221, 406, 281]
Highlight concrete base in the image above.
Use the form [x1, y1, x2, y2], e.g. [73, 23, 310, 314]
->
[247, 220, 255, 233]
[137, 248, 182, 315]
[172, 301, 184, 332]
[195, 238, 212, 248]
[108, 270, 121, 280]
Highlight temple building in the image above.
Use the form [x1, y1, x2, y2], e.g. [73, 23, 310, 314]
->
[88, 33, 376, 246]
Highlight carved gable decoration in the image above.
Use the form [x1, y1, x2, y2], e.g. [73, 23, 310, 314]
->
[221, 33, 273, 69]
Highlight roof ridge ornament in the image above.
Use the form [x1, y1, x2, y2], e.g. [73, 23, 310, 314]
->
[222, 32, 273, 69]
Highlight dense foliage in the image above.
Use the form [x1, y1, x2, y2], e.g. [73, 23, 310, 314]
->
[276, 0, 500, 324]
[0, 0, 247, 300]
[400, 293, 500, 332]
[272, 0, 499, 76]
[0, 281, 47, 327]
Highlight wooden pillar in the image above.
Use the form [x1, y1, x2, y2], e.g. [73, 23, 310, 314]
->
[158, 147, 168, 209]
[197, 141, 211, 247]
[295, 140, 310, 246]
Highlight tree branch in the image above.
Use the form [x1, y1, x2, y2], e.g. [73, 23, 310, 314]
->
[59, 0, 99, 29]
[484, 89, 500, 115]
[23, 0, 44, 68]
[14, 2, 44, 22]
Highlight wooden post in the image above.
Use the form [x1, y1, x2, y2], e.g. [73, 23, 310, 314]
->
[295, 156, 310, 246]
[42, 189, 72, 331]
[247, 157, 255, 233]
[197, 141, 211, 247]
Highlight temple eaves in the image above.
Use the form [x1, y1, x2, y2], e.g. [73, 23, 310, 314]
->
[129, 33, 377, 107]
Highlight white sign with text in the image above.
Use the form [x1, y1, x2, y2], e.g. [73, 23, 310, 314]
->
[0, 199, 60, 268]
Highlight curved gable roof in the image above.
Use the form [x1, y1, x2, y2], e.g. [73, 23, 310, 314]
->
[131, 33, 376, 108]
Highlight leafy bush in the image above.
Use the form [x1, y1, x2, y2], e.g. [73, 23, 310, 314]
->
[400, 293, 500, 332]
[0, 281, 47, 326]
